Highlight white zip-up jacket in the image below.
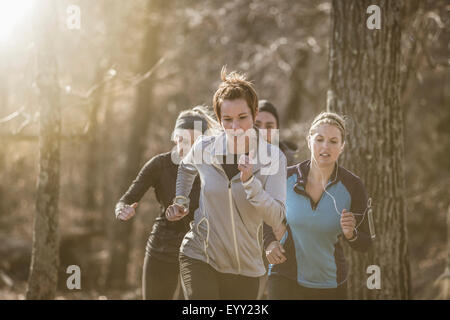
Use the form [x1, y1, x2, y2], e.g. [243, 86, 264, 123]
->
[176, 131, 287, 277]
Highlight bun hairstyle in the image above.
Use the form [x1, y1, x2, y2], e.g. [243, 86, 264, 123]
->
[308, 112, 346, 142]
[212, 66, 259, 122]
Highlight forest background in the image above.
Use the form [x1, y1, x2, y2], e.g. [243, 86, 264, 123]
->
[0, 0, 448, 300]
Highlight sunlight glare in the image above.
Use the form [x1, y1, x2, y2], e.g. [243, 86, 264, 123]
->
[0, 0, 35, 42]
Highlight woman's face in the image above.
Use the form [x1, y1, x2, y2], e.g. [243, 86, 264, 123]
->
[255, 111, 278, 144]
[221, 99, 256, 153]
[220, 98, 255, 133]
[174, 129, 197, 158]
[309, 123, 344, 167]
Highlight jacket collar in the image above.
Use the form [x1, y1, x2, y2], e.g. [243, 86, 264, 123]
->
[209, 129, 277, 181]
[296, 159, 339, 188]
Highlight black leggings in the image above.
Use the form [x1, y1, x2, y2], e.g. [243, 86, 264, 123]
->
[268, 274, 348, 300]
[142, 254, 181, 300]
[179, 253, 260, 300]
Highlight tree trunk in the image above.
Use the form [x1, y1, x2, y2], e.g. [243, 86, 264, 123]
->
[284, 49, 309, 123]
[328, 0, 410, 299]
[0, 152, 4, 220]
[26, 0, 61, 300]
[97, 0, 120, 243]
[105, 0, 168, 289]
[446, 205, 450, 272]
[0, 53, 7, 220]
[84, 68, 104, 211]
[100, 79, 116, 238]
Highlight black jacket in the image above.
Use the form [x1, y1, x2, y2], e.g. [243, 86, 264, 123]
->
[117, 151, 200, 263]
[279, 140, 297, 166]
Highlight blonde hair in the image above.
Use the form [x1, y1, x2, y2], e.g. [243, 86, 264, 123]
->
[212, 66, 258, 122]
[309, 112, 346, 142]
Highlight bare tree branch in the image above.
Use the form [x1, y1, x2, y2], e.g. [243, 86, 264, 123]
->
[0, 106, 26, 124]
[0, 133, 38, 141]
[14, 116, 32, 134]
[1, 57, 166, 142]
[62, 64, 118, 100]
[0, 132, 91, 141]
[63, 57, 165, 110]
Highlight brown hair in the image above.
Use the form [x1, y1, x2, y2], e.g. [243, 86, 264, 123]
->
[212, 66, 258, 122]
[308, 112, 346, 142]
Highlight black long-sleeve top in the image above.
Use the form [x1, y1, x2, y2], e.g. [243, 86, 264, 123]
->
[117, 151, 200, 263]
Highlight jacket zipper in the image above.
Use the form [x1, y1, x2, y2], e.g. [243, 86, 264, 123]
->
[228, 180, 241, 274]
[300, 180, 338, 211]
[213, 158, 263, 274]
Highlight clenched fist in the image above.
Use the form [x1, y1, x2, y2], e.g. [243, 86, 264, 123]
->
[266, 241, 287, 265]
[165, 203, 189, 221]
[238, 150, 255, 183]
[340, 209, 356, 240]
[116, 202, 138, 221]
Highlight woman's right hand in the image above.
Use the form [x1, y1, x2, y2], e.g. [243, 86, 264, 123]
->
[265, 240, 287, 265]
[165, 204, 189, 221]
[116, 202, 138, 221]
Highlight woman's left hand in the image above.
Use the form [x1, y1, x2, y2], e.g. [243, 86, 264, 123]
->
[238, 151, 254, 183]
[340, 209, 356, 239]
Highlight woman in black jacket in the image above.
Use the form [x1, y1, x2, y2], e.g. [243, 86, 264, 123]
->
[115, 106, 218, 299]
[255, 100, 298, 166]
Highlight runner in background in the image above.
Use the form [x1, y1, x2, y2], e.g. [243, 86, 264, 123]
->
[255, 99, 297, 166]
[254, 99, 297, 299]
[115, 106, 218, 299]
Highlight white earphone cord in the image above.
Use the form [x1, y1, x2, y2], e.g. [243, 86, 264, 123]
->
[310, 153, 369, 231]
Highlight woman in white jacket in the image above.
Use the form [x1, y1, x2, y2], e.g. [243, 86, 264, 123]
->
[165, 67, 287, 299]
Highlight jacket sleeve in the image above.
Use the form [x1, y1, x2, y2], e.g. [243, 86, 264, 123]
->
[175, 137, 200, 201]
[243, 152, 287, 231]
[263, 222, 278, 250]
[115, 154, 163, 217]
[344, 177, 373, 252]
[118, 154, 162, 205]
